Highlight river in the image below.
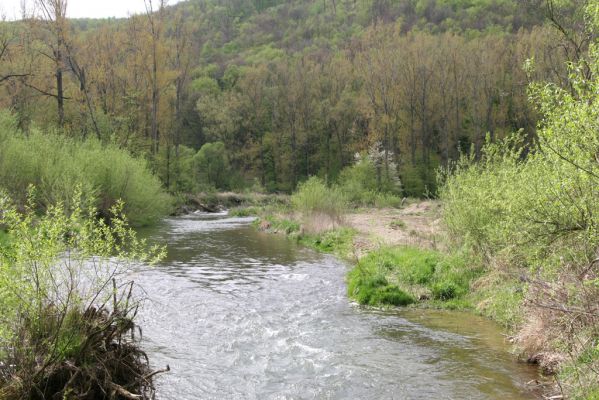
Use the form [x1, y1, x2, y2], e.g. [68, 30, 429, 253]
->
[132, 212, 539, 399]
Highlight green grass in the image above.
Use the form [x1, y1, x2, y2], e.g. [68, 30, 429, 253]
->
[389, 219, 407, 230]
[254, 215, 301, 235]
[0, 230, 10, 247]
[298, 227, 356, 257]
[347, 246, 481, 307]
[256, 214, 356, 257]
[229, 206, 261, 217]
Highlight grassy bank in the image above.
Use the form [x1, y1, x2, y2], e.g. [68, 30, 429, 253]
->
[347, 247, 482, 309]
[243, 164, 596, 398]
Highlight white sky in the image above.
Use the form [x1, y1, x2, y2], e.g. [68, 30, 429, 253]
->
[1, 0, 183, 20]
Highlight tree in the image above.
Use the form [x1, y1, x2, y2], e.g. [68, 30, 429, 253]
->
[194, 141, 231, 189]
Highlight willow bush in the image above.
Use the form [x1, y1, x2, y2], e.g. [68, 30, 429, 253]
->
[291, 176, 348, 222]
[0, 111, 172, 226]
[0, 191, 166, 398]
[440, 5, 599, 396]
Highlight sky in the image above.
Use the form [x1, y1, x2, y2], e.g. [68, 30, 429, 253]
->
[1, 0, 183, 20]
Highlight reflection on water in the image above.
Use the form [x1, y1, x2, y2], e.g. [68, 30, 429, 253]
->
[132, 213, 539, 399]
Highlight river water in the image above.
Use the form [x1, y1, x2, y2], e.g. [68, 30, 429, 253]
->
[132, 212, 539, 399]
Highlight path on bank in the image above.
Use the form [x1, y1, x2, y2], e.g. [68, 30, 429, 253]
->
[347, 200, 443, 256]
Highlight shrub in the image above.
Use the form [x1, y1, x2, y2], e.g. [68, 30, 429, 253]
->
[291, 176, 347, 221]
[439, 12, 599, 393]
[0, 191, 166, 398]
[194, 141, 231, 190]
[0, 112, 172, 226]
[337, 152, 403, 207]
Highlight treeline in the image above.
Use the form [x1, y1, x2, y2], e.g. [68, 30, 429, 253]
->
[0, 0, 581, 195]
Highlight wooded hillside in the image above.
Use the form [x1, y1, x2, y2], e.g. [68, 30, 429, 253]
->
[0, 0, 587, 195]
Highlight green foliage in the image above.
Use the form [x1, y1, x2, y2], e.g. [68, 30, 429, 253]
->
[194, 141, 232, 190]
[400, 158, 439, 198]
[347, 246, 477, 307]
[337, 149, 404, 206]
[0, 230, 9, 248]
[0, 191, 165, 397]
[440, 8, 599, 393]
[291, 177, 347, 220]
[347, 268, 415, 307]
[256, 215, 301, 235]
[229, 206, 261, 217]
[0, 112, 172, 226]
[299, 227, 356, 257]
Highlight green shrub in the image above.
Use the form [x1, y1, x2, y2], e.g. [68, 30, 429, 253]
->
[440, 17, 599, 393]
[291, 176, 347, 220]
[0, 112, 172, 226]
[0, 192, 165, 398]
[337, 155, 403, 207]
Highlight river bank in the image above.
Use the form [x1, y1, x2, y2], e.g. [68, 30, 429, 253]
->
[226, 198, 560, 397]
[135, 211, 541, 399]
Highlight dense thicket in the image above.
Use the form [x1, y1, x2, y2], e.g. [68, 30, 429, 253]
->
[440, 3, 599, 395]
[0, 112, 172, 225]
[0, 0, 581, 195]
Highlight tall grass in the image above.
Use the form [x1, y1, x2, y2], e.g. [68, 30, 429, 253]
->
[291, 176, 347, 222]
[0, 111, 172, 226]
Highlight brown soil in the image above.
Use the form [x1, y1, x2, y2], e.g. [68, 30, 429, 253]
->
[345, 200, 443, 256]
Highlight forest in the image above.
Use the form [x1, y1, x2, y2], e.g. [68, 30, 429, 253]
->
[0, 0, 581, 197]
[0, 0, 598, 399]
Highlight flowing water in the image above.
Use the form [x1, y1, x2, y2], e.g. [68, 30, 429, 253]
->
[132, 212, 539, 400]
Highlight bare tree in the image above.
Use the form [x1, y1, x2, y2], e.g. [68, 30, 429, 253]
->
[29, 0, 68, 127]
[144, 0, 167, 154]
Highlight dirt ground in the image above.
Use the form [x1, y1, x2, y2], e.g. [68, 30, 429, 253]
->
[346, 200, 443, 256]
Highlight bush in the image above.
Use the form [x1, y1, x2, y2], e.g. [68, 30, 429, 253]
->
[337, 153, 403, 207]
[291, 176, 347, 221]
[439, 16, 599, 394]
[0, 192, 166, 398]
[0, 111, 172, 226]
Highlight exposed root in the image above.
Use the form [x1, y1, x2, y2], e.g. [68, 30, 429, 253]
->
[0, 282, 169, 400]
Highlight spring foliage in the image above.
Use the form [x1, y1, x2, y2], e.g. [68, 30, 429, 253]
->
[440, 4, 599, 396]
[0, 190, 165, 398]
[0, 112, 172, 226]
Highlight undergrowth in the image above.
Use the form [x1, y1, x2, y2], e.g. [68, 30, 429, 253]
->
[0, 111, 172, 226]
